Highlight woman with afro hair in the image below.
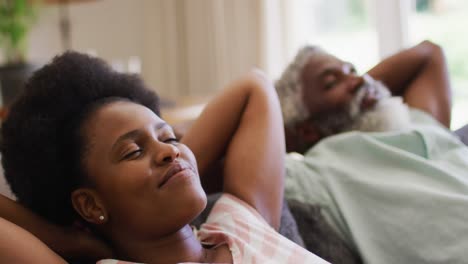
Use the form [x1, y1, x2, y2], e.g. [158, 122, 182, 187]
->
[0, 52, 327, 263]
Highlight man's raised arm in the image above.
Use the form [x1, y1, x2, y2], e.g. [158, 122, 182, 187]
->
[367, 40, 451, 127]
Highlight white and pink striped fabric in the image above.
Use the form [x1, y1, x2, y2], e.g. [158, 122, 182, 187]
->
[97, 194, 328, 264]
[192, 194, 328, 264]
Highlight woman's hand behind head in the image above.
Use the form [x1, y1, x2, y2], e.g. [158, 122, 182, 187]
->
[182, 70, 285, 230]
[61, 222, 114, 261]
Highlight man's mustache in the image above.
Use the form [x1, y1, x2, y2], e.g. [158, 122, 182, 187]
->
[349, 75, 391, 118]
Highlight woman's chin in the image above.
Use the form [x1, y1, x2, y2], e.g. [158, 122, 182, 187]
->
[176, 187, 208, 222]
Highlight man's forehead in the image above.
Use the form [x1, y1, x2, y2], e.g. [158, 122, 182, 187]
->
[305, 52, 350, 77]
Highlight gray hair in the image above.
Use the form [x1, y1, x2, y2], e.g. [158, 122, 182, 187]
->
[275, 46, 326, 126]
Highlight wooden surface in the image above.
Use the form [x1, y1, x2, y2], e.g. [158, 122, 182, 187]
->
[0, 156, 15, 200]
[160, 96, 210, 125]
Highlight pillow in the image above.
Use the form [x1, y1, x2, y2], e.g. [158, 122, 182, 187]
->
[287, 199, 362, 264]
[454, 124, 468, 146]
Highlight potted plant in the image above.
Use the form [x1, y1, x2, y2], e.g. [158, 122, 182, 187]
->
[0, 0, 38, 109]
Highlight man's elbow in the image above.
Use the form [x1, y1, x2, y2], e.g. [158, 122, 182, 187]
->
[419, 40, 444, 57]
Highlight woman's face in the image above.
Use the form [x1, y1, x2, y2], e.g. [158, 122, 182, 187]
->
[80, 100, 207, 238]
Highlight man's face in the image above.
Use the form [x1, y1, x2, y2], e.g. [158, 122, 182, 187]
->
[301, 52, 369, 116]
[300, 52, 391, 137]
[308, 75, 393, 136]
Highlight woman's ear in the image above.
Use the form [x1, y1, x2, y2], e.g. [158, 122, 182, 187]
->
[71, 188, 108, 224]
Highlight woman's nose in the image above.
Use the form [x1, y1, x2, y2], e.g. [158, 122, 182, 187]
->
[154, 142, 180, 165]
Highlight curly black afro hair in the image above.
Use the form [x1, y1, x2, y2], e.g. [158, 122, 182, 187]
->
[1, 51, 160, 225]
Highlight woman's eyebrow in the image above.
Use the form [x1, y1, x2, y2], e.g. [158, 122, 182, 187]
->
[111, 130, 142, 152]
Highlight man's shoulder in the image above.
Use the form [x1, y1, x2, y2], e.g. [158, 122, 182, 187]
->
[408, 107, 443, 126]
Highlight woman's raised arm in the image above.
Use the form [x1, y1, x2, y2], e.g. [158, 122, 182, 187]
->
[0, 194, 112, 260]
[0, 216, 66, 263]
[181, 70, 285, 229]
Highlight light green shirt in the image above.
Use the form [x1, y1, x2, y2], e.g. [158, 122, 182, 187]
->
[285, 109, 468, 263]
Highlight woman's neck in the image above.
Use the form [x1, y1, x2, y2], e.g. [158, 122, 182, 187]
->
[112, 225, 207, 263]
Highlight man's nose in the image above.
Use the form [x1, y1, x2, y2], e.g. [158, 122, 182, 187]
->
[347, 75, 364, 93]
[154, 142, 180, 165]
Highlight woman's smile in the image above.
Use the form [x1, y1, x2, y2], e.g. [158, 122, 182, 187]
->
[159, 162, 196, 188]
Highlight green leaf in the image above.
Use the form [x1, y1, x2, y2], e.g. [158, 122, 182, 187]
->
[0, 0, 38, 63]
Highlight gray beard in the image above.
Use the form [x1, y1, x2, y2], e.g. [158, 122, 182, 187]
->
[311, 76, 410, 137]
[351, 96, 411, 132]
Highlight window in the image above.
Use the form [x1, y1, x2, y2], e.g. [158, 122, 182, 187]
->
[408, 0, 468, 129]
[296, 0, 379, 73]
[289, 0, 466, 129]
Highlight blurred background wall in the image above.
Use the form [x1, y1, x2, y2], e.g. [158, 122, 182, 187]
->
[20, 0, 265, 99]
[1, 0, 467, 128]
[2, 0, 467, 199]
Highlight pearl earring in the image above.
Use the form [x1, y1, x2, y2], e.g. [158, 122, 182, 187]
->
[99, 215, 104, 221]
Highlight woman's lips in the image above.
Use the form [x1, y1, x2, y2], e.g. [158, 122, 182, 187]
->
[159, 162, 193, 188]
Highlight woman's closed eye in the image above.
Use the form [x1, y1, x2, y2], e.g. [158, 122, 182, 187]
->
[121, 148, 143, 161]
[163, 137, 179, 144]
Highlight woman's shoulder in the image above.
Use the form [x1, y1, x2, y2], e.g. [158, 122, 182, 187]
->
[197, 194, 329, 264]
[206, 193, 269, 225]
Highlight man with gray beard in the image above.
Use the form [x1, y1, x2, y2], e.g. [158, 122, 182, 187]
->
[277, 41, 468, 263]
[276, 40, 451, 153]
